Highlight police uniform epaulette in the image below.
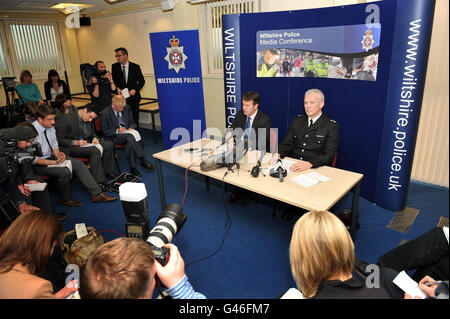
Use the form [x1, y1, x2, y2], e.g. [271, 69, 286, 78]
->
[297, 115, 306, 118]
[330, 119, 336, 123]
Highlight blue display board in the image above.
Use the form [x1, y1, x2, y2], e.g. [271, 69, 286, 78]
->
[223, 0, 435, 211]
[150, 30, 206, 149]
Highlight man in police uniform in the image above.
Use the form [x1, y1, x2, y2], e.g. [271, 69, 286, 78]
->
[271, 88, 338, 172]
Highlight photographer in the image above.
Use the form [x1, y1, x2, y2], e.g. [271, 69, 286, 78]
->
[0, 124, 60, 219]
[79, 238, 206, 299]
[87, 61, 117, 114]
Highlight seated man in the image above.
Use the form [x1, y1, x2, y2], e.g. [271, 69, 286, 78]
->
[271, 88, 339, 172]
[55, 103, 117, 185]
[228, 91, 272, 152]
[79, 238, 206, 299]
[32, 104, 117, 206]
[100, 95, 154, 176]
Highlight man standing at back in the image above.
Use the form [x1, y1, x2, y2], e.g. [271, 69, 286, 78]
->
[112, 47, 145, 130]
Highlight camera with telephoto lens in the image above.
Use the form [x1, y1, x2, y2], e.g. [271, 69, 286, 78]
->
[80, 63, 109, 86]
[146, 204, 187, 266]
[0, 127, 42, 183]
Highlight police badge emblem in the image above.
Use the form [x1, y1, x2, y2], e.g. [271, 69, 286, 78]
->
[164, 35, 188, 73]
[361, 29, 375, 52]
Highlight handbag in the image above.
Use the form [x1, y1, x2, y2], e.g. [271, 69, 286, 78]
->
[62, 226, 105, 266]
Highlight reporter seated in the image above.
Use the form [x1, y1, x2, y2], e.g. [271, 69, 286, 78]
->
[0, 210, 77, 299]
[79, 238, 206, 299]
[289, 210, 391, 299]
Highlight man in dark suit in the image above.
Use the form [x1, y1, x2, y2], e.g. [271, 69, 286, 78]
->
[55, 103, 117, 185]
[271, 88, 339, 172]
[228, 91, 272, 152]
[100, 95, 154, 177]
[111, 47, 145, 129]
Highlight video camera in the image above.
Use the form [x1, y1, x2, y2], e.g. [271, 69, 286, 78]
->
[0, 127, 42, 183]
[119, 183, 187, 266]
[80, 63, 109, 86]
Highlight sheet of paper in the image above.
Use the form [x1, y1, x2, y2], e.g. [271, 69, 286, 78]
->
[24, 182, 47, 192]
[118, 129, 141, 142]
[121, 88, 130, 99]
[48, 159, 73, 176]
[291, 174, 319, 188]
[281, 288, 304, 299]
[393, 271, 427, 299]
[81, 143, 104, 156]
[306, 171, 331, 182]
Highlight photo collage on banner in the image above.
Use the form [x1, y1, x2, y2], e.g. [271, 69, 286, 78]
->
[256, 24, 380, 81]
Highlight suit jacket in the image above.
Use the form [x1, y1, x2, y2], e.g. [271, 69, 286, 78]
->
[111, 61, 145, 103]
[0, 264, 55, 299]
[230, 109, 272, 151]
[55, 110, 97, 153]
[313, 277, 391, 299]
[100, 104, 136, 139]
[278, 113, 339, 168]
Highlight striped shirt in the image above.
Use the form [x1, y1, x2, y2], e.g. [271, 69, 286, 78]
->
[165, 275, 206, 299]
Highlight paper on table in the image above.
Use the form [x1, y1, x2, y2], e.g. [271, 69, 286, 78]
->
[118, 129, 141, 142]
[393, 271, 427, 299]
[24, 182, 47, 192]
[291, 174, 319, 188]
[81, 143, 103, 156]
[306, 171, 331, 182]
[121, 88, 130, 99]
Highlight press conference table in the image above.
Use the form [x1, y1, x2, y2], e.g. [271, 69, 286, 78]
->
[153, 138, 363, 238]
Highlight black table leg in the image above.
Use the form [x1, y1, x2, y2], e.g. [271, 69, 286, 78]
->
[156, 159, 166, 209]
[350, 181, 361, 239]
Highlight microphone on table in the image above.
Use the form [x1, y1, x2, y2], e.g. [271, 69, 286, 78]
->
[251, 150, 266, 177]
[269, 159, 287, 182]
[199, 152, 227, 172]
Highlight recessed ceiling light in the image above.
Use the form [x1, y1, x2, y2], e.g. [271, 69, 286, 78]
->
[49, 3, 93, 15]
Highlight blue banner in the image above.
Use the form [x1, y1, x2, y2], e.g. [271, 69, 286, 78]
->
[222, 14, 241, 128]
[375, 0, 435, 211]
[150, 30, 206, 149]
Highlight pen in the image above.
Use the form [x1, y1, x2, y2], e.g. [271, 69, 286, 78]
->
[424, 281, 444, 286]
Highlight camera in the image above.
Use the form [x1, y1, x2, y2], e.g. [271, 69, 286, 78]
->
[119, 183, 187, 266]
[0, 127, 43, 183]
[80, 63, 109, 86]
[146, 203, 187, 266]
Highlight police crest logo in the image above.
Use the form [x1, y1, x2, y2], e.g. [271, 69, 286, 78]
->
[164, 35, 188, 73]
[361, 29, 375, 52]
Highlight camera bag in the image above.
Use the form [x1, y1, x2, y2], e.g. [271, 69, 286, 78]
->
[62, 227, 105, 266]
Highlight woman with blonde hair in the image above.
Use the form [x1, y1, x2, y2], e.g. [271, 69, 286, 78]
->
[0, 210, 77, 298]
[289, 210, 391, 299]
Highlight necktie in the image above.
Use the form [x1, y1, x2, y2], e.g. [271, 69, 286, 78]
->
[244, 117, 251, 139]
[309, 119, 313, 127]
[117, 112, 126, 127]
[122, 65, 126, 83]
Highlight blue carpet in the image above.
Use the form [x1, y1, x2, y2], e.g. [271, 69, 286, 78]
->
[53, 129, 449, 298]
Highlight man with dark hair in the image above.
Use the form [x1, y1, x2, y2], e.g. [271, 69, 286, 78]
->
[112, 47, 145, 129]
[87, 61, 117, 113]
[228, 91, 272, 152]
[32, 104, 117, 206]
[55, 103, 117, 185]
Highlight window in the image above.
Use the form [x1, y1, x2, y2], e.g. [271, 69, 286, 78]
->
[0, 19, 66, 80]
[204, 0, 260, 76]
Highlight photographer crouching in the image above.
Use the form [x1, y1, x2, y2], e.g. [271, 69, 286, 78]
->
[87, 61, 117, 114]
[0, 124, 66, 223]
[79, 238, 206, 299]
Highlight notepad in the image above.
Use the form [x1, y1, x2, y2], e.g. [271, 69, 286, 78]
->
[291, 171, 331, 188]
[392, 271, 427, 299]
[118, 129, 141, 142]
[121, 88, 130, 99]
[47, 159, 73, 176]
[24, 182, 47, 192]
[81, 143, 104, 156]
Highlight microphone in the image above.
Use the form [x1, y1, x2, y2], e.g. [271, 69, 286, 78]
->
[277, 165, 284, 182]
[269, 159, 287, 182]
[251, 150, 266, 177]
[200, 152, 226, 172]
